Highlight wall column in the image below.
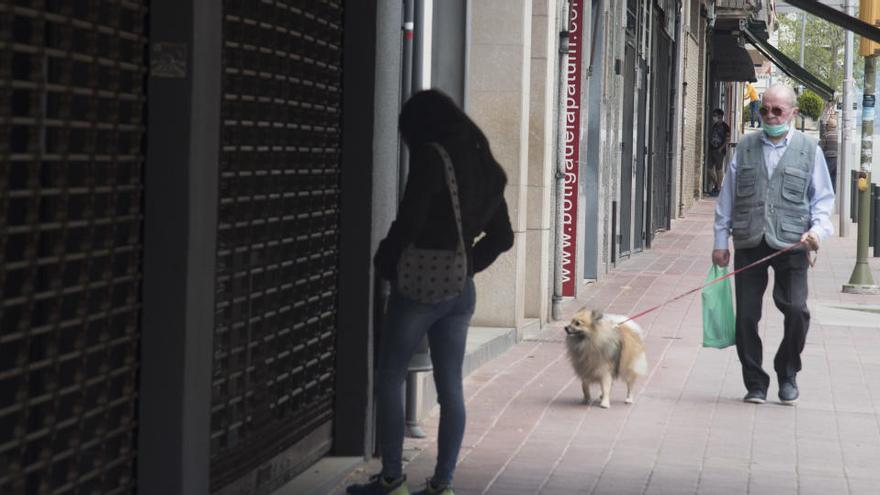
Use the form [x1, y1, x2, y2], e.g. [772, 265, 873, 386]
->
[139, 0, 220, 492]
[334, 0, 384, 458]
[468, 0, 533, 335]
[525, 0, 557, 324]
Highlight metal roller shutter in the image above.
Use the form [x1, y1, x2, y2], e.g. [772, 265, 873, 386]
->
[0, 1, 148, 493]
[210, 1, 344, 489]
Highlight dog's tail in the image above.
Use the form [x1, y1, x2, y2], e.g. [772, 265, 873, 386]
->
[633, 352, 648, 376]
[607, 314, 645, 339]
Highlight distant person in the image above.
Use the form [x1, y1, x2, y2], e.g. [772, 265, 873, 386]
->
[820, 109, 839, 192]
[707, 108, 731, 196]
[348, 90, 513, 495]
[745, 82, 761, 128]
[713, 84, 834, 406]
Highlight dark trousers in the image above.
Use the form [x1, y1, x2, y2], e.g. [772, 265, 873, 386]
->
[707, 147, 726, 191]
[377, 279, 475, 484]
[734, 239, 810, 392]
[825, 155, 838, 193]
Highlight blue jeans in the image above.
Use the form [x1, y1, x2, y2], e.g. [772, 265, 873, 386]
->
[749, 100, 761, 126]
[377, 279, 475, 485]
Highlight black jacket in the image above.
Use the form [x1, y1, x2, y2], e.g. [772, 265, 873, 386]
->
[710, 121, 730, 150]
[374, 132, 513, 280]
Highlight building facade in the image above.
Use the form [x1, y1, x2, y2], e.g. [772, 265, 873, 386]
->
[0, 1, 777, 494]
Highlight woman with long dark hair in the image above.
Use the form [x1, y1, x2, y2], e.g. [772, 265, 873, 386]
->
[348, 90, 513, 495]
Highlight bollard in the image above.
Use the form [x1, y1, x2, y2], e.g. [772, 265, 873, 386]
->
[851, 170, 859, 223]
[611, 201, 618, 264]
[874, 184, 880, 257]
[871, 184, 877, 249]
[404, 338, 432, 439]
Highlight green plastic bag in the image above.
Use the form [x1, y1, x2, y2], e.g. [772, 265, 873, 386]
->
[701, 265, 736, 349]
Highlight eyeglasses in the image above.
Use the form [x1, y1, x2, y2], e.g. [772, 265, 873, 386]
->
[758, 106, 786, 117]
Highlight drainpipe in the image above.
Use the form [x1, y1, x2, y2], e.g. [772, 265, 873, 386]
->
[839, 0, 854, 237]
[669, 0, 685, 220]
[552, 2, 570, 321]
[400, 0, 433, 439]
[675, 3, 688, 217]
[370, 0, 406, 455]
[679, 82, 687, 216]
[399, 0, 414, 198]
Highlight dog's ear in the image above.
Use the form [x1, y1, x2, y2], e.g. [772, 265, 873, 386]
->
[591, 310, 604, 321]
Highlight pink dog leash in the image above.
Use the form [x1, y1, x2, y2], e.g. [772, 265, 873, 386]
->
[613, 240, 809, 328]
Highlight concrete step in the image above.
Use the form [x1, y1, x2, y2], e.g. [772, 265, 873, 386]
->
[411, 325, 519, 424]
[273, 457, 361, 495]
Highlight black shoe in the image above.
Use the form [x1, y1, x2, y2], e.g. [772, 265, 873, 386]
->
[778, 376, 799, 405]
[743, 389, 767, 403]
[347, 474, 409, 495]
[743, 389, 767, 404]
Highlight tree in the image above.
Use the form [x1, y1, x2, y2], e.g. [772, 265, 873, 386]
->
[797, 90, 824, 120]
[775, 12, 865, 97]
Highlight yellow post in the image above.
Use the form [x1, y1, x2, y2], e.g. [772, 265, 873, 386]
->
[860, 0, 880, 57]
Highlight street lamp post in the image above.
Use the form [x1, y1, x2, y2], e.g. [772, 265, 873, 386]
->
[843, 0, 880, 294]
[840, 0, 855, 238]
[843, 54, 879, 294]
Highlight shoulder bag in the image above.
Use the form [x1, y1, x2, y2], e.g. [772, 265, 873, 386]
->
[396, 143, 468, 303]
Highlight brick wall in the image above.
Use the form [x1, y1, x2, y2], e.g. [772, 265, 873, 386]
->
[694, 18, 707, 199]
[680, 34, 700, 213]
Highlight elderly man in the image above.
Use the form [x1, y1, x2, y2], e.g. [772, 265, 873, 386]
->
[713, 84, 835, 405]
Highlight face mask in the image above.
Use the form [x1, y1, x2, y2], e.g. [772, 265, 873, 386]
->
[762, 122, 789, 137]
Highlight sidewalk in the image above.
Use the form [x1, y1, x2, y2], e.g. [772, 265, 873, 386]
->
[336, 200, 880, 495]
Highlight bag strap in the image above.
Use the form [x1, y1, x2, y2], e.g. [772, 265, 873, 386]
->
[427, 142, 465, 253]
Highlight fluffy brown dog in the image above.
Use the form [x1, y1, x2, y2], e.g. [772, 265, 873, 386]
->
[564, 310, 648, 408]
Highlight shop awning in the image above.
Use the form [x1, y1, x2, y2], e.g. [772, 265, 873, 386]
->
[711, 33, 758, 82]
[782, 0, 880, 45]
[740, 27, 835, 101]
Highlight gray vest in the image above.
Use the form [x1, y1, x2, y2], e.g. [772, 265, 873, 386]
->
[731, 130, 816, 250]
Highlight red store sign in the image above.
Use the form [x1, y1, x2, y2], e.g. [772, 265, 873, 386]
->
[561, 0, 583, 297]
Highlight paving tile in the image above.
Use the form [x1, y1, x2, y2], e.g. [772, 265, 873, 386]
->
[590, 466, 650, 495]
[643, 464, 700, 495]
[796, 472, 849, 495]
[695, 469, 749, 495]
[796, 439, 845, 474]
[538, 480, 592, 495]
[837, 411, 880, 444]
[747, 468, 798, 495]
[485, 469, 548, 494]
[848, 477, 880, 495]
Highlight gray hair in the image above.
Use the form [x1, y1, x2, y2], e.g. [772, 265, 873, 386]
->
[763, 84, 798, 108]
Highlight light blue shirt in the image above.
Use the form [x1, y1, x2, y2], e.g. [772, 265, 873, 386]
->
[714, 129, 836, 250]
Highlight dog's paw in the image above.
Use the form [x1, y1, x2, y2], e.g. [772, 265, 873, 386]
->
[599, 401, 610, 409]
[625, 397, 634, 404]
